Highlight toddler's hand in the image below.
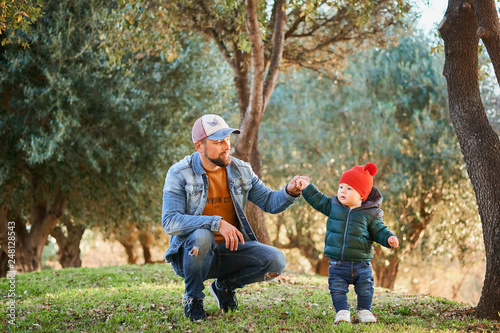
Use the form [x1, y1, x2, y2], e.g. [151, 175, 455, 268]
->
[388, 236, 399, 248]
[296, 177, 310, 191]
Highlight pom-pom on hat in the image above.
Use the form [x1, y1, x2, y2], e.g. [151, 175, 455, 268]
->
[339, 162, 378, 200]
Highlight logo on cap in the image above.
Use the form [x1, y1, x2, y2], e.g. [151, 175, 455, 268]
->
[206, 117, 220, 127]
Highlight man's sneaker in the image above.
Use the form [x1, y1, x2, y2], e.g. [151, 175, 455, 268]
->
[334, 309, 351, 324]
[209, 281, 238, 312]
[357, 309, 377, 323]
[183, 296, 207, 321]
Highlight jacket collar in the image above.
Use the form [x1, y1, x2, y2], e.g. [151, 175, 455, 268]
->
[192, 152, 205, 175]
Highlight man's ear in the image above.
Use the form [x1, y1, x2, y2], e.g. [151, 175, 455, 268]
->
[194, 141, 202, 153]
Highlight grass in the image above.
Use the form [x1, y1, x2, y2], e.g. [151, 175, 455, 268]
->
[1, 264, 499, 332]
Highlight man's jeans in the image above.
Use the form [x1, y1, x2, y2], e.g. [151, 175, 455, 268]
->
[328, 260, 374, 312]
[172, 229, 286, 299]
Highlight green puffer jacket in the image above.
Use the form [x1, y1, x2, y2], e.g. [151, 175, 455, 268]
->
[302, 184, 395, 261]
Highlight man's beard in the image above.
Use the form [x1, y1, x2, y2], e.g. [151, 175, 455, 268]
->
[207, 154, 231, 168]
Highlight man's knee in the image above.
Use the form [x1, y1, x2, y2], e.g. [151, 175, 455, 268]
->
[267, 247, 286, 274]
[185, 229, 215, 257]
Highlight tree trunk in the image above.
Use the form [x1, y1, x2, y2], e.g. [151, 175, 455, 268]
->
[315, 256, 329, 277]
[116, 224, 140, 264]
[138, 231, 153, 264]
[439, 0, 500, 320]
[119, 240, 138, 264]
[243, 137, 271, 244]
[372, 245, 399, 289]
[230, 0, 286, 245]
[0, 206, 10, 277]
[51, 215, 85, 268]
[0, 251, 8, 278]
[0, 191, 66, 274]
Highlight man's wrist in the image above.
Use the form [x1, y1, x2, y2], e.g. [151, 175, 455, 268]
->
[286, 187, 299, 197]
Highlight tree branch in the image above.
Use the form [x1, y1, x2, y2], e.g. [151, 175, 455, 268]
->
[263, 0, 286, 110]
[234, 0, 266, 161]
[474, 0, 500, 86]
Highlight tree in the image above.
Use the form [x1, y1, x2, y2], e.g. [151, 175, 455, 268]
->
[0, 0, 180, 274]
[0, 0, 117, 274]
[0, 0, 44, 46]
[438, 0, 500, 320]
[104, 0, 410, 244]
[50, 215, 85, 268]
[259, 32, 481, 290]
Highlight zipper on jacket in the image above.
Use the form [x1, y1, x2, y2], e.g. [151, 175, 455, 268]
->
[340, 209, 351, 260]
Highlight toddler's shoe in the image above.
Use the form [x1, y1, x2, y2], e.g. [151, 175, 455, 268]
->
[334, 309, 351, 323]
[357, 309, 377, 323]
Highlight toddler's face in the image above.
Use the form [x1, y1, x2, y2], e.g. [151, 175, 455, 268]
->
[337, 183, 363, 209]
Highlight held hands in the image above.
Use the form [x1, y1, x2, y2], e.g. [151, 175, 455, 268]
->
[218, 219, 245, 251]
[295, 178, 310, 191]
[286, 175, 311, 196]
[388, 236, 399, 248]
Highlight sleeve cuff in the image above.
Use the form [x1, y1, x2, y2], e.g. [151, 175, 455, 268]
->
[211, 216, 222, 232]
[283, 185, 301, 200]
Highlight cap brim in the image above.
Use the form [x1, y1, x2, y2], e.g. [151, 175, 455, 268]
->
[206, 128, 241, 141]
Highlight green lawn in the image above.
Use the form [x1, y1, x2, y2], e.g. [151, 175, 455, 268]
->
[1, 264, 498, 332]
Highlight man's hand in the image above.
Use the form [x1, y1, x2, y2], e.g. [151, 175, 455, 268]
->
[388, 236, 399, 248]
[286, 175, 310, 196]
[218, 219, 245, 251]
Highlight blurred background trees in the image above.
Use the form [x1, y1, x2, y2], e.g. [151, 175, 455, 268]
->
[260, 30, 483, 293]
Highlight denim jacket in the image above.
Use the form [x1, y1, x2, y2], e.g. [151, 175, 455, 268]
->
[162, 152, 299, 263]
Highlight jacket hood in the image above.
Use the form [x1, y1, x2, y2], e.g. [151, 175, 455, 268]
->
[362, 186, 383, 209]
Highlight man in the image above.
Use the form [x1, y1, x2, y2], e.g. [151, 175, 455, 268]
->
[162, 114, 306, 321]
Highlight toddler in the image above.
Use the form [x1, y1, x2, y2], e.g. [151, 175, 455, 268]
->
[296, 162, 399, 324]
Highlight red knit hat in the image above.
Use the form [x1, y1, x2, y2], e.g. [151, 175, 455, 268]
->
[339, 162, 378, 200]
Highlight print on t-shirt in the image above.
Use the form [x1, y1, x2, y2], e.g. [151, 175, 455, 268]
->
[202, 167, 238, 243]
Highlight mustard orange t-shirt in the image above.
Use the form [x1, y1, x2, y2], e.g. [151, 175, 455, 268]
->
[202, 167, 238, 243]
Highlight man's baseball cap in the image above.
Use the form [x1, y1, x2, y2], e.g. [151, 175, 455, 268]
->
[192, 114, 241, 143]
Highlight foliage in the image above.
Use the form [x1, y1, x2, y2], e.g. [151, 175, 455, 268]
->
[1, 264, 498, 332]
[97, 0, 178, 64]
[0, 0, 44, 47]
[260, 31, 482, 271]
[101, 0, 413, 76]
[0, 0, 235, 260]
